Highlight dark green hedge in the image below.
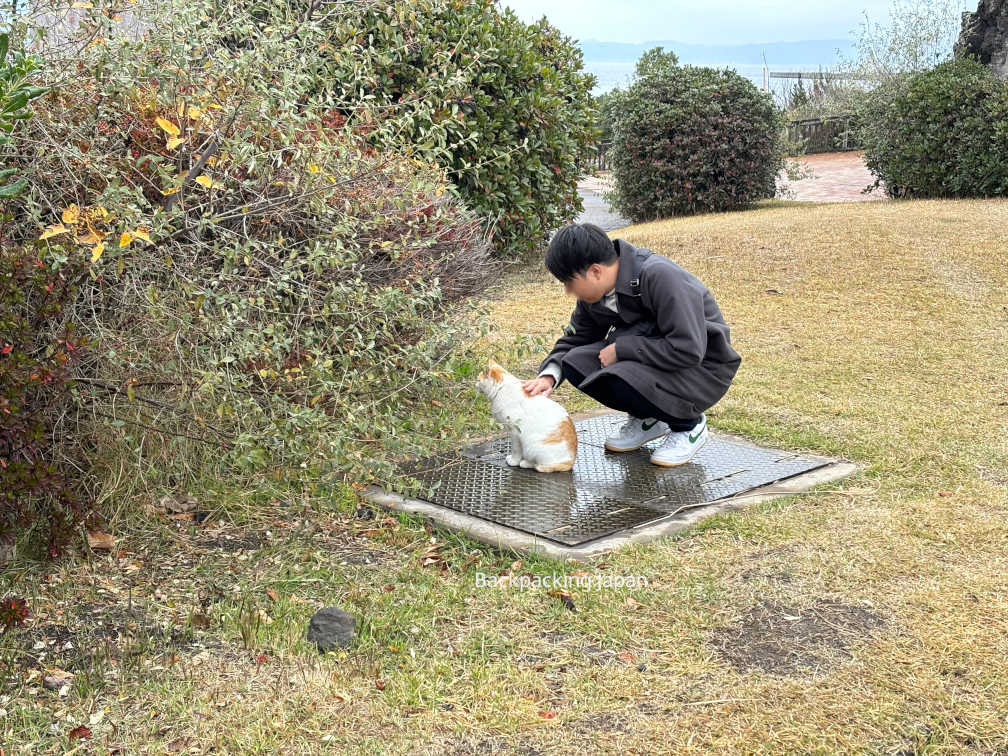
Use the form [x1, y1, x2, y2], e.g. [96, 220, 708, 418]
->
[857, 58, 1008, 198]
[609, 61, 784, 221]
[317, 0, 598, 258]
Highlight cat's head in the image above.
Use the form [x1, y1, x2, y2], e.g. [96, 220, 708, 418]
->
[475, 360, 509, 398]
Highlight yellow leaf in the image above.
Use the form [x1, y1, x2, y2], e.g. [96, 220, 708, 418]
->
[76, 228, 104, 245]
[71, 1, 92, 7]
[90, 243, 105, 263]
[194, 175, 224, 190]
[187, 106, 203, 119]
[40, 224, 69, 240]
[119, 232, 134, 248]
[61, 205, 80, 226]
[133, 227, 152, 243]
[155, 117, 180, 137]
[308, 164, 320, 173]
[160, 186, 180, 196]
[166, 136, 184, 150]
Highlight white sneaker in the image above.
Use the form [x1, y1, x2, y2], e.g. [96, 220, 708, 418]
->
[604, 415, 670, 452]
[649, 415, 709, 467]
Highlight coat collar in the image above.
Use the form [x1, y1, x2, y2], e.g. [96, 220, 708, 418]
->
[612, 238, 649, 296]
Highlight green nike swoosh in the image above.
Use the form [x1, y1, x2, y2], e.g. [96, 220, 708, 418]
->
[688, 427, 704, 443]
[642, 419, 658, 431]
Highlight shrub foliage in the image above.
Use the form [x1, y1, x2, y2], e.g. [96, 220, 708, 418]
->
[609, 52, 784, 221]
[312, 0, 598, 258]
[857, 58, 1008, 198]
[1, 0, 502, 553]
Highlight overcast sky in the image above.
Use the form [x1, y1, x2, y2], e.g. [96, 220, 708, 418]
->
[498, 0, 970, 45]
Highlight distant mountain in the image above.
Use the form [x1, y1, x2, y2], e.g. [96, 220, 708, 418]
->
[580, 39, 854, 66]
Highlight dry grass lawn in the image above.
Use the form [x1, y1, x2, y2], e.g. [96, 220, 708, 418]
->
[3, 198, 1007, 754]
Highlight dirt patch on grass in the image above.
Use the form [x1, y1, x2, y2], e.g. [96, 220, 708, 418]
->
[709, 598, 885, 676]
[4, 602, 214, 676]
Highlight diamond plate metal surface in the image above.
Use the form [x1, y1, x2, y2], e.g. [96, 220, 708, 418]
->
[399, 413, 833, 547]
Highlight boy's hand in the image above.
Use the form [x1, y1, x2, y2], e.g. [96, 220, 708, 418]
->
[599, 343, 618, 367]
[522, 375, 555, 398]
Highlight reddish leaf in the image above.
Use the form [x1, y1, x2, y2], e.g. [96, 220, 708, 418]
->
[265, 588, 278, 602]
[618, 652, 635, 663]
[68, 725, 92, 740]
[256, 653, 268, 665]
[538, 710, 556, 719]
[374, 679, 386, 691]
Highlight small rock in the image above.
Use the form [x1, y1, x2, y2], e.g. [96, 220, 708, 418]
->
[355, 507, 375, 520]
[43, 670, 74, 691]
[306, 607, 356, 652]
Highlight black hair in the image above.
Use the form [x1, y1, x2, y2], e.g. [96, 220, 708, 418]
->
[544, 223, 618, 282]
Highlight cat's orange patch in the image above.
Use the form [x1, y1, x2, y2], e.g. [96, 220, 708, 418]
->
[543, 416, 578, 463]
[487, 364, 505, 382]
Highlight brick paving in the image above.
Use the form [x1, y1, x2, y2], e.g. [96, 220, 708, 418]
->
[776, 150, 889, 202]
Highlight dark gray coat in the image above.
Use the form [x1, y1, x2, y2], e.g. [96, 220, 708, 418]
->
[537, 238, 741, 419]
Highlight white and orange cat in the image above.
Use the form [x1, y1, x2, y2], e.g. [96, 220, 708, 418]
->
[475, 360, 577, 473]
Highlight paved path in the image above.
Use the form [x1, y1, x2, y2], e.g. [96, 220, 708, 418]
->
[574, 175, 631, 230]
[574, 152, 887, 229]
[776, 151, 888, 202]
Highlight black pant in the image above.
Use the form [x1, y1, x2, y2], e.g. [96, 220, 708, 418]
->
[563, 363, 701, 431]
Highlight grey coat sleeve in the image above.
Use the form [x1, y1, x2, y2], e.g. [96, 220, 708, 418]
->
[537, 299, 608, 388]
[612, 264, 707, 370]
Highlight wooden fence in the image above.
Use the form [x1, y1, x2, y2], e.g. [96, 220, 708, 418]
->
[786, 115, 861, 154]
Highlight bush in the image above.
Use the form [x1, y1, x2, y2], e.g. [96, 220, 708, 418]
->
[857, 58, 1008, 198]
[1, 0, 501, 526]
[0, 244, 89, 557]
[311, 0, 598, 258]
[609, 53, 785, 221]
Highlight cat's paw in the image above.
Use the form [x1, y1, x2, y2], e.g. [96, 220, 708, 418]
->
[518, 459, 534, 468]
[505, 453, 521, 466]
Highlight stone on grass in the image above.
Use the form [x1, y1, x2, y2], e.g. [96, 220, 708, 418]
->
[306, 607, 356, 652]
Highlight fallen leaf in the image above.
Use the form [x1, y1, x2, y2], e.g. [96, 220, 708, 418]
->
[61, 205, 80, 225]
[265, 588, 278, 602]
[119, 232, 133, 248]
[67, 724, 91, 740]
[617, 652, 635, 662]
[90, 243, 104, 263]
[87, 531, 115, 550]
[938, 490, 953, 497]
[132, 227, 152, 243]
[374, 679, 386, 691]
[538, 710, 556, 719]
[255, 653, 268, 665]
[166, 136, 184, 150]
[625, 597, 643, 611]
[190, 613, 211, 629]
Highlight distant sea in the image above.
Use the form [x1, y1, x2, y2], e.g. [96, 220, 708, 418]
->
[586, 60, 834, 97]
